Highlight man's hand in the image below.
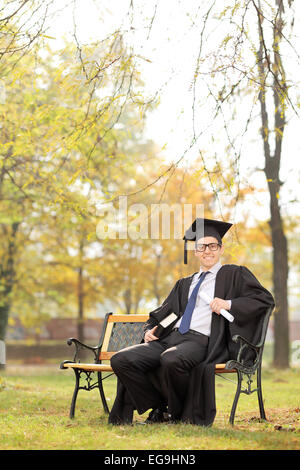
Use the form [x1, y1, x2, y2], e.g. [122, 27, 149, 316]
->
[144, 326, 159, 343]
[210, 297, 231, 315]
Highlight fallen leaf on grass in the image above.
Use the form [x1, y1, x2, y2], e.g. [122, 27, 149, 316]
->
[249, 416, 263, 422]
[274, 425, 296, 432]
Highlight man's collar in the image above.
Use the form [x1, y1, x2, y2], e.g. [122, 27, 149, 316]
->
[199, 261, 222, 277]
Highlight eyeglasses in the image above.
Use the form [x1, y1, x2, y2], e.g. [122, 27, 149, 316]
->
[195, 243, 221, 252]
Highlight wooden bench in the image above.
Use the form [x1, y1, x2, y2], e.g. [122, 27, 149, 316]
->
[60, 307, 272, 425]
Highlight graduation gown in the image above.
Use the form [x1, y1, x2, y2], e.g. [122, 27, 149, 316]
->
[109, 264, 274, 426]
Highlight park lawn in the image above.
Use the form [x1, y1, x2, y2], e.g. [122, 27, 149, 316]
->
[0, 365, 299, 450]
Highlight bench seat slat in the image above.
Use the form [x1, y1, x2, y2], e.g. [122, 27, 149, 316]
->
[62, 362, 236, 373]
[63, 363, 113, 372]
[215, 363, 236, 372]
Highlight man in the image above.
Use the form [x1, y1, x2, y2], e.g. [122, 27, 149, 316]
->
[109, 218, 274, 426]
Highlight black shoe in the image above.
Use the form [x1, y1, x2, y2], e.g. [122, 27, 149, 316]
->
[144, 408, 167, 424]
[166, 414, 180, 424]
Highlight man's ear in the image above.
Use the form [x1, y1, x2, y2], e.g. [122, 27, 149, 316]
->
[220, 243, 225, 255]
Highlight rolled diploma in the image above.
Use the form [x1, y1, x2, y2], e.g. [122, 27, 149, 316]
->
[199, 291, 234, 323]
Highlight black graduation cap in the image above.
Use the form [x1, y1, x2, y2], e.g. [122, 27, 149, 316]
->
[183, 217, 232, 264]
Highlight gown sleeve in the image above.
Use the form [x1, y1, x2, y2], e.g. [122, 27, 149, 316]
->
[229, 266, 274, 327]
[143, 279, 181, 333]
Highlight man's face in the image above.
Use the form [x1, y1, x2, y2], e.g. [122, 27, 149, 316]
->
[194, 236, 224, 270]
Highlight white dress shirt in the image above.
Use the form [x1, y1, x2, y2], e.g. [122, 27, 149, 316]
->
[175, 261, 229, 337]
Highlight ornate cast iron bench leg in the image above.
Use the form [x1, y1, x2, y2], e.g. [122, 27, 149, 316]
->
[229, 370, 242, 425]
[257, 364, 266, 421]
[70, 368, 80, 419]
[97, 371, 109, 414]
[228, 366, 266, 425]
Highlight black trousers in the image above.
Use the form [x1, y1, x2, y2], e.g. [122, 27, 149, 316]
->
[110, 329, 208, 420]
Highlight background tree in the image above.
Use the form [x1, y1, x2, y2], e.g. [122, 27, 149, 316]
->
[0, 27, 154, 343]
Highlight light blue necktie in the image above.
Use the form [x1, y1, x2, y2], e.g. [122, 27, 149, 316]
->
[178, 271, 209, 334]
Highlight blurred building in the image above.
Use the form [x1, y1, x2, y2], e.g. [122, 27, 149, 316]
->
[7, 317, 104, 342]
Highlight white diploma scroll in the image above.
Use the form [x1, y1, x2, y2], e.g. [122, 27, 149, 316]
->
[199, 291, 234, 323]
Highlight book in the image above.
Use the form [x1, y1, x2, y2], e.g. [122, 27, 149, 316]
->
[155, 313, 178, 337]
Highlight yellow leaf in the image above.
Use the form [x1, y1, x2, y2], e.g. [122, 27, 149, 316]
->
[68, 169, 82, 184]
[22, 175, 34, 189]
[41, 34, 56, 40]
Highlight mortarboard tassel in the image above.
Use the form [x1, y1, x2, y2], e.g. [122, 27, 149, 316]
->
[184, 240, 188, 264]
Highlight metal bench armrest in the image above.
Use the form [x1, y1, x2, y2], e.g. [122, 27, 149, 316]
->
[227, 334, 263, 373]
[66, 338, 101, 363]
[232, 334, 261, 351]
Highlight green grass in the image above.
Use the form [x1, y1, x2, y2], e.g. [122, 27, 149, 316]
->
[0, 365, 300, 450]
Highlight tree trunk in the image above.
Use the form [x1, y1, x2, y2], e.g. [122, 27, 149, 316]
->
[266, 170, 289, 368]
[0, 222, 19, 341]
[77, 265, 85, 343]
[0, 304, 10, 342]
[153, 252, 162, 306]
[123, 288, 131, 314]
